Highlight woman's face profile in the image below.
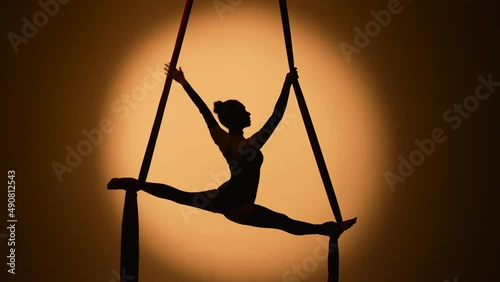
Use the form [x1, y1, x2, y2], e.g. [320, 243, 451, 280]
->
[224, 101, 251, 129]
[231, 103, 251, 128]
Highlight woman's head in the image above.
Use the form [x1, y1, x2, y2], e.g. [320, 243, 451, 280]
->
[214, 100, 251, 131]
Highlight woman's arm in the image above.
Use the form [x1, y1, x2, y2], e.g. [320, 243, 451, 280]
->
[249, 69, 298, 149]
[165, 64, 218, 129]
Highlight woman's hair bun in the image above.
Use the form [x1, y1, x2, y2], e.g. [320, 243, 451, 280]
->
[213, 101, 224, 114]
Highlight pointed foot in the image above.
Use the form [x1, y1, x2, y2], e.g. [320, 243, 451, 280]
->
[339, 217, 357, 233]
[321, 217, 357, 238]
[107, 177, 140, 192]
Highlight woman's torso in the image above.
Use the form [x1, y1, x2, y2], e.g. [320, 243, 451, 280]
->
[219, 134, 263, 203]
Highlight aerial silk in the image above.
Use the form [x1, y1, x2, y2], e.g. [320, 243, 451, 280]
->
[119, 1, 194, 282]
[278, 2, 343, 281]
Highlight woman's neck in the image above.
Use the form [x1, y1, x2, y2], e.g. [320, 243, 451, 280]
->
[229, 129, 244, 137]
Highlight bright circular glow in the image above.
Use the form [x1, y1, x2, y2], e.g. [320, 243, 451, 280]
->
[101, 6, 391, 281]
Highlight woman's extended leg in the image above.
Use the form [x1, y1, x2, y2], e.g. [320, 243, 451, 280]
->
[107, 178, 218, 212]
[224, 204, 356, 237]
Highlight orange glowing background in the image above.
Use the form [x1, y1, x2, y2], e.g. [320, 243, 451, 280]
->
[6, 0, 499, 281]
[100, 6, 392, 281]
[4, 0, 500, 282]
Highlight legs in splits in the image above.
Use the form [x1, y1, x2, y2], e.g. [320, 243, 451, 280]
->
[108, 178, 357, 236]
[107, 177, 218, 212]
[224, 204, 356, 237]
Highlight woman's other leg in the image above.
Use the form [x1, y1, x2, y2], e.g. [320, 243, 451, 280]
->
[224, 204, 340, 236]
[108, 178, 218, 212]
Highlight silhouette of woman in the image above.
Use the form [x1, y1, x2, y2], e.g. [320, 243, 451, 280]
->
[108, 64, 356, 237]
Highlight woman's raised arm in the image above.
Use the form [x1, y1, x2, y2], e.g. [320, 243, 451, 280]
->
[249, 68, 298, 149]
[165, 64, 218, 129]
